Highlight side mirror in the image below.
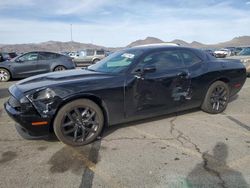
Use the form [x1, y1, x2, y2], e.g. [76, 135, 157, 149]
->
[143, 65, 156, 73]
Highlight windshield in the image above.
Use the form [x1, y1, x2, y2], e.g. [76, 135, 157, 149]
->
[239, 48, 250, 56]
[88, 49, 144, 73]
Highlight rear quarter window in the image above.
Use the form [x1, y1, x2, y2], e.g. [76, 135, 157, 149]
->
[96, 50, 105, 55]
[39, 52, 60, 60]
[179, 50, 202, 67]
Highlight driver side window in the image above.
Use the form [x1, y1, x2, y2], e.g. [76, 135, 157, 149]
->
[18, 52, 38, 62]
[138, 50, 184, 71]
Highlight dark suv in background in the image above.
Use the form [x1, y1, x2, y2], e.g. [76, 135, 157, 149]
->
[0, 51, 75, 82]
[0, 52, 17, 62]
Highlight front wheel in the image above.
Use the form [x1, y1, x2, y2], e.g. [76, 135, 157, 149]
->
[0, 68, 10, 82]
[53, 99, 104, 146]
[201, 81, 230, 114]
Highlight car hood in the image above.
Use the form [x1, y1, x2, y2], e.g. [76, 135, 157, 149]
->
[14, 69, 116, 93]
[0, 60, 11, 65]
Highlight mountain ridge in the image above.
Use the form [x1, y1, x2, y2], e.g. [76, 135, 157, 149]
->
[1, 36, 250, 53]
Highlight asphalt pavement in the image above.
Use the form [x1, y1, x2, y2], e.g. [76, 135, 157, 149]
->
[0, 79, 250, 188]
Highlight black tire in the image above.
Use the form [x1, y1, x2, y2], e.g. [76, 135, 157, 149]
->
[53, 65, 66, 72]
[0, 68, 11, 82]
[53, 99, 104, 146]
[93, 59, 100, 64]
[201, 81, 230, 114]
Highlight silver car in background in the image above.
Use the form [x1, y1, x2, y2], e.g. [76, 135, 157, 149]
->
[227, 47, 250, 76]
[73, 49, 106, 66]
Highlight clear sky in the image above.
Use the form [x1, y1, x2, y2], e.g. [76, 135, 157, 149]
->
[0, 0, 250, 47]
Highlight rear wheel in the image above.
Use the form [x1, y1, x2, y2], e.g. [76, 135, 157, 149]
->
[201, 81, 230, 114]
[53, 99, 104, 146]
[54, 65, 66, 72]
[0, 68, 10, 82]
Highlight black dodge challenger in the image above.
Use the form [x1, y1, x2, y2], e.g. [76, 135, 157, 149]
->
[4, 45, 246, 146]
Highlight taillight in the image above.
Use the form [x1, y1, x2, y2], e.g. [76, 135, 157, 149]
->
[234, 83, 242, 88]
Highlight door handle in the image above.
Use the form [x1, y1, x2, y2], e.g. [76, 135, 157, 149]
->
[177, 71, 189, 78]
[134, 75, 144, 80]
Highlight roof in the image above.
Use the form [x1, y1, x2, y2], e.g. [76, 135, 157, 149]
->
[129, 44, 197, 52]
[133, 43, 180, 48]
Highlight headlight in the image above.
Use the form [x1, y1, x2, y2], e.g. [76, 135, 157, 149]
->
[27, 88, 58, 116]
[20, 96, 30, 103]
[31, 88, 56, 101]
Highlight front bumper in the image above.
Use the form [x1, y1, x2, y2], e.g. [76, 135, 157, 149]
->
[215, 54, 227, 58]
[4, 100, 51, 137]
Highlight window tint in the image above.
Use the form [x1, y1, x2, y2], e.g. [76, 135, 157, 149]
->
[18, 52, 38, 61]
[96, 50, 104, 55]
[86, 50, 95, 56]
[39, 52, 60, 60]
[180, 50, 202, 66]
[141, 50, 184, 70]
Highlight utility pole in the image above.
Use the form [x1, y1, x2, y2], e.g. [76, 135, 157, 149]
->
[70, 24, 73, 41]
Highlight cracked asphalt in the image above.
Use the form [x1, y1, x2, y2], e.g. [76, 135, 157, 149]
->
[0, 79, 250, 188]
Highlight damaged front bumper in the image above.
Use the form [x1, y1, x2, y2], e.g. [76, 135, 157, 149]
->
[4, 85, 53, 137]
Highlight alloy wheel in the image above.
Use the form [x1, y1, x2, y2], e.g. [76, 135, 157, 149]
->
[0, 69, 10, 82]
[210, 85, 228, 111]
[61, 107, 99, 143]
[54, 66, 66, 71]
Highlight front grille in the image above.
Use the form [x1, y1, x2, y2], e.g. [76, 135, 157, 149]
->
[8, 96, 21, 108]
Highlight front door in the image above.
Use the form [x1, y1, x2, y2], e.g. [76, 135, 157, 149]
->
[13, 52, 39, 78]
[37, 52, 55, 73]
[125, 49, 192, 118]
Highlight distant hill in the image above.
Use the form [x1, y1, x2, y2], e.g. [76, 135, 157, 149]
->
[127, 37, 164, 47]
[0, 41, 105, 53]
[210, 36, 250, 48]
[170, 39, 190, 47]
[190, 41, 205, 48]
[128, 36, 250, 48]
[0, 36, 250, 53]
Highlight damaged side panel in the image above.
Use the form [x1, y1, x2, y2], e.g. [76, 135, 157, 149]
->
[125, 68, 193, 118]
